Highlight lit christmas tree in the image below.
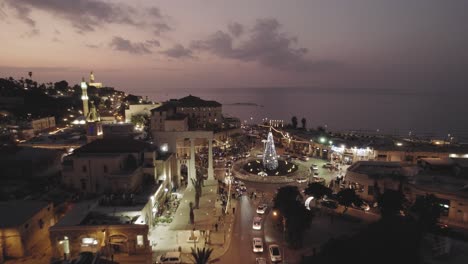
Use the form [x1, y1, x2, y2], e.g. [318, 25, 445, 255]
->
[263, 131, 278, 170]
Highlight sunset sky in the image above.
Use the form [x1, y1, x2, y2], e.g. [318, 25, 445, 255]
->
[0, 0, 467, 92]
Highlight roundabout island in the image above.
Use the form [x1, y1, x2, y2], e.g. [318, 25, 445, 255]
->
[232, 130, 303, 184]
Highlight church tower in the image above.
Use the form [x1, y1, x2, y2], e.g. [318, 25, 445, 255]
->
[81, 77, 89, 117]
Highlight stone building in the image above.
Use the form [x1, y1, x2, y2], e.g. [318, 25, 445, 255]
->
[0, 201, 55, 260]
[62, 138, 177, 194]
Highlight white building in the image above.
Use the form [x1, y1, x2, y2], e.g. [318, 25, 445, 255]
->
[125, 103, 161, 123]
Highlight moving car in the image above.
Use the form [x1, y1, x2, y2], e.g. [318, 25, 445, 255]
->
[269, 244, 282, 262]
[256, 258, 267, 264]
[252, 237, 264, 253]
[256, 153, 263, 158]
[323, 163, 333, 168]
[310, 164, 319, 170]
[244, 152, 251, 158]
[300, 156, 309, 161]
[156, 252, 181, 264]
[256, 204, 267, 214]
[252, 216, 262, 230]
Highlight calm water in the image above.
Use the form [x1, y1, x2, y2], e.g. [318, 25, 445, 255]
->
[136, 87, 468, 140]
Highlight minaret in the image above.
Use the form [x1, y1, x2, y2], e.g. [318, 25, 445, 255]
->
[81, 77, 89, 117]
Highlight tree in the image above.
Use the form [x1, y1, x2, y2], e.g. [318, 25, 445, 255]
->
[191, 247, 213, 264]
[411, 194, 441, 233]
[304, 182, 332, 205]
[301, 117, 306, 129]
[378, 189, 405, 220]
[191, 178, 203, 209]
[130, 114, 148, 127]
[336, 188, 362, 214]
[54, 80, 68, 92]
[291, 116, 298, 129]
[273, 186, 313, 248]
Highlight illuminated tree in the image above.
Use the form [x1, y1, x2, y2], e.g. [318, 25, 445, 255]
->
[263, 131, 278, 170]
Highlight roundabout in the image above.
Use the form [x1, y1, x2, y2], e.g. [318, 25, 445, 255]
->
[231, 130, 305, 184]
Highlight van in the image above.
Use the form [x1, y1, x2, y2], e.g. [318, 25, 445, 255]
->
[155, 252, 181, 264]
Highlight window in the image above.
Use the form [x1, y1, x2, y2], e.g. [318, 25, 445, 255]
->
[103, 165, 108, 173]
[137, 235, 144, 246]
[38, 219, 44, 229]
[367, 185, 374, 196]
[24, 223, 29, 229]
[82, 165, 87, 173]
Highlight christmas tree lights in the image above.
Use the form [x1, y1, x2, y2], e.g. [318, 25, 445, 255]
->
[263, 131, 278, 170]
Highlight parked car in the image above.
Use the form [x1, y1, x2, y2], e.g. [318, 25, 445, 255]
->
[351, 201, 370, 211]
[256, 204, 268, 214]
[252, 216, 262, 230]
[269, 244, 282, 262]
[256, 258, 267, 264]
[252, 237, 264, 253]
[320, 200, 338, 209]
[155, 252, 181, 264]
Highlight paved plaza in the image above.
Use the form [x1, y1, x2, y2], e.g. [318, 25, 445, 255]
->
[150, 180, 237, 263]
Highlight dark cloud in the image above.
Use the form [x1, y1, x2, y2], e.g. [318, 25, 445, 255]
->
[153, 22, 172, 36]
[3, 0, 173, 35]
[146, 40, 161, 47]
[85, 44, 99, 49]
[109, 36, 152, 55]
[192, 18, 337, 72]
[228, 22, 243, 37]
[147, 7, 162, 18]
[160, 44, 193, 59]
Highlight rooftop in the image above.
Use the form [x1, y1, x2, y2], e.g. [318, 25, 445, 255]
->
[0, 200, 49, 228]
[73, 138, 154, 154]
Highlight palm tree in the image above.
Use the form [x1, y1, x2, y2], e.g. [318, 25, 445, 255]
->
[291, 116, 298, 129]
[191, 247, 213, 264]
[301, 117, 306, 129]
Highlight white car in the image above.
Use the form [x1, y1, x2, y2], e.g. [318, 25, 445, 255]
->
[256, 258, 267, 264]
[256, 204, 267, 214]
[269, 244, 282, 262]
[256, 153, 263, 158]
[296, 177, 307, 183]
[252, 237, 264, 253]
[155, 252, 181, 264]
[310, 164, 318, 170]
[252, 216, 262, 230]
[244, 152, 251, 158]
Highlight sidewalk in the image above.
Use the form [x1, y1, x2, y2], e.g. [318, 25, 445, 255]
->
[150, 180, 236, 263]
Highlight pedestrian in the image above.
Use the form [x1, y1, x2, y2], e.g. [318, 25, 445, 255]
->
[232, 207, 236, 214]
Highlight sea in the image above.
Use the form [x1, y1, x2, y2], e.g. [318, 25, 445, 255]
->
[135, 87, 468, 141]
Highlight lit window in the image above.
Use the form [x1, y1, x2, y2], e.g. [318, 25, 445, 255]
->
[82, 238, 98, 246]
[137, 235, 144, 246]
